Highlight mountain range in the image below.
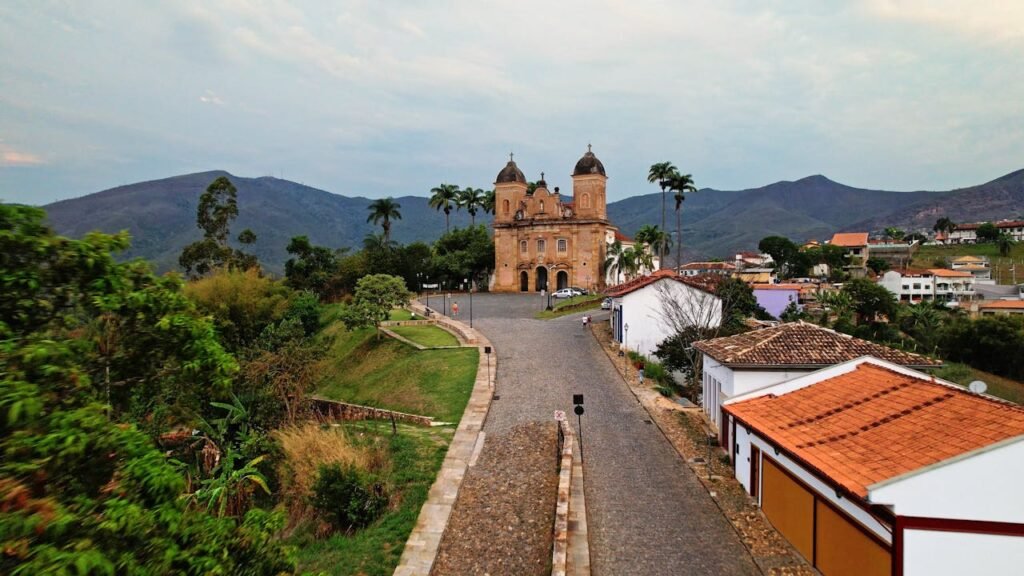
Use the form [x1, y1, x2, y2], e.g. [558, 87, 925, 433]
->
[39, 168, 1024, 273]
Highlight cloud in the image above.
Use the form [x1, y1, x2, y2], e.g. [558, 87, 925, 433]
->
[198, 90, 225, 106]
[864, 0, 1024, 43]
[1, 144, 44, 166]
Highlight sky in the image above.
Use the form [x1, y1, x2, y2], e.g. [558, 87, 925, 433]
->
[2, 0, 1023, 205]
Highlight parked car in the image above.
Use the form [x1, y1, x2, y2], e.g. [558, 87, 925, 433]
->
[601, 297, 613, 310]
[569, 286, 589, 296]
[552, 288, 582, 299]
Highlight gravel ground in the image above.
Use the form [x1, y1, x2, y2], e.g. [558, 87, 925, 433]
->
[431, 422, 559, 576]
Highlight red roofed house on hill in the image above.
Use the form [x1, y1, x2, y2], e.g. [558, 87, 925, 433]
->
[829, 232, 870, 275]
[723, 356, 1024, 576]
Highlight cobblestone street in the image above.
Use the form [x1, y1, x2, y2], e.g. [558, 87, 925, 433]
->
[459, 293, 760, 576]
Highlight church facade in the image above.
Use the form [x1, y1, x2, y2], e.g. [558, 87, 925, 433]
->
[491, 147, 620, 293]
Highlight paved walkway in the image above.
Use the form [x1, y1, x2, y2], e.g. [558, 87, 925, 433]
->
[467, 294, 759, 576]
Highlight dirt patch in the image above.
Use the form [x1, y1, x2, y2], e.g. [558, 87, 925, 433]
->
[432, 422, 559, 576]
[592, 322, 815, 576]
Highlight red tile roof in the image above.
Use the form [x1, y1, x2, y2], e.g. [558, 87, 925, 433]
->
[694, 321, 940, 368]
[752, 283, 803, 291]
[978, 300, 1024, 309]
[607, 269, 718, 298]
[955, 220, 1024, 231]
[830, 232, 869, 247]
[928, 268, 973, 278]
[614, 231, 633, 242]
[726, 362, 1024, 498]
[680, 261, 736, 270]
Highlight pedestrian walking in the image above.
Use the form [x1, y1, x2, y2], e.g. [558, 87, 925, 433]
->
[637, 360, 645, 384]
[582, 314, 589, 329]
[452, 301, 459, 317]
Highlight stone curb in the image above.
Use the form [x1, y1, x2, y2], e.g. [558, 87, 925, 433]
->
[392, 301, 495, 576]
[378, 327, 463, 351]
[552, 420, 573, 576]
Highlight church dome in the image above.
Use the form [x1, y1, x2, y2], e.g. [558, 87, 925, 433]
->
[496, 159, 526, 183]
[573, 146, 606, 176]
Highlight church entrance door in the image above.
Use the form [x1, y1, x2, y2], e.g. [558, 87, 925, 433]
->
[556, 270, 569, 290]
[535, 267, 548, 292]
[520, 271, 529, 292]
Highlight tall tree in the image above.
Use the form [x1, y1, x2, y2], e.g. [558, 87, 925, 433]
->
[997, 233, 1015, 257]
[884, 227, 905, 242]
[284, 235, 340, 299]
[482, 189, 496, 215]
[668, 172, 697, 270]
[977, 222, 1000, 243]
[179, 176, 258, 277]
[604, 240, 639, 283]
[457, 187, 486, 225]
[933, 217, 955, 243]
[635, 224, 670, 264]
[429, 183, 459, 232]
[647, 162, 679, 269]
[340, 274, 411, 340]
[366, 197, 402, 243]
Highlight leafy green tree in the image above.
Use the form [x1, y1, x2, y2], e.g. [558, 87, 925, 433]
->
[648, 161, 679, 269]
[841, 277, 897, 324]
[884, 227, 905, 242]
[939, 315, 1024, 380]
[976, 222, 1000, 243]
[340, 274, 411, 339]
[179, 176, 259, 277]
[431, 224, 494, 288]
[866, 257, 890, 275]
[284, 235, 340, 299]
[429, 183, 460, 232]
[367, 197, 402, 243]
[603, 240, 639, 283]
[184, 268, 293, 352]
[457, 187, 486, 226]
[635, 224, 669, 260]
[905, 232, 928, 244]
[997, 232, 1015, 256]
[758, 236, 799, 277]
[716, 276, 771, 329]
[0, 205, 293, 574]
[900, 302, 944, 353]
[933, 217, 955, 241]
[669, 172, 697, 270]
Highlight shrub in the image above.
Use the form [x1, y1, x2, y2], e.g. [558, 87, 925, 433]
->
[311, 463, 389, 532]
[644, 360, 667, 384]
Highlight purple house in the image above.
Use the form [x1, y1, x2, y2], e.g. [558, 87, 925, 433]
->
[752, 284, 802, 319]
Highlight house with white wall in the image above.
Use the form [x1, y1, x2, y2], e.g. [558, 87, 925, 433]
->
[929, 268, 975, 302]
[607, 270, 721, 359]
[723, 356, 1024, 576]
[694, 322, 940, 443]
[877, 269, 935, 303]
[950, 255, 992, 282]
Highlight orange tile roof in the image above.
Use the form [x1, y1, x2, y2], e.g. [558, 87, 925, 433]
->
[928, 268, 973, 278]
[726, 363, 1024, 498]
[830, 232, 869, 247]
[607, 269, 718, 298]
[680, 261, 736, 270]
[955, 265, 991, 271]
[694, 321, 940, 368]
[952, 255, 987, 263]
[752, 283, 803, 291]
[614, 231, 633, 242]
[978, 300, 1024, 309]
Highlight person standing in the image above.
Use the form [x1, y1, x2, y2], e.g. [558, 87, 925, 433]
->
[452, 301, 459, 317]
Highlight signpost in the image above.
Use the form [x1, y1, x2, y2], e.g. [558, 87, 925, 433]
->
[573, 394, 584, 460]
[484, 345, 492, 387]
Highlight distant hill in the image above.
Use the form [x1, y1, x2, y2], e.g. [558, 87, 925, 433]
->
[39, 168, 1024, 272]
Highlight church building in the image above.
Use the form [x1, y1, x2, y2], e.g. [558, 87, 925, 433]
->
[491, 146, 621, 292]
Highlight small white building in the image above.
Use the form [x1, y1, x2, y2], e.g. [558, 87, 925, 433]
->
[949, 220, 1024, 244]
[694, 322, 940, 443]
[724, 356, 1024, 576]
[608, 270, 721, 359]
[877, 269, 935, 303]
[950, 255, 992, 282]
[930, 268, 975, 302]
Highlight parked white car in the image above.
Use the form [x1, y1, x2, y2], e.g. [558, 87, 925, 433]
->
[552, 288, 582, 299]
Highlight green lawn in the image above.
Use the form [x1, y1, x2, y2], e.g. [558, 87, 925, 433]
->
[388, 308, 413, 321]
[292, 421, 452, 576]
[389, 324, 459, 347]
[535, 294, 605, 319]
[933, 362, 1024, 404]
[912, 243, 1024, 285]
[315, 319, 478, 422]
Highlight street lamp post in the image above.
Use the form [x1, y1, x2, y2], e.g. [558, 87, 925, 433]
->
[623, 323, 630, 374]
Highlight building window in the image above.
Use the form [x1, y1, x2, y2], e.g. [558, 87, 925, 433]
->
[520, 240, 527, 254]
[539, 200, 545, 213]
[537, 239, 546, 253]
[913, 283, 921, 290]
[503, 199, 510, 214]
[582, 194, 591, 208]
[557, 238, 568, 252]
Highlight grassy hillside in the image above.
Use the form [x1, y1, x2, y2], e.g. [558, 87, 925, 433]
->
[911, 243, 1024, 285]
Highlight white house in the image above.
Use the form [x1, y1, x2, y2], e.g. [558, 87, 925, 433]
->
[604, 229, 658, 285]
[724, 356, 1024, 576]
[949, 220, 1024, 244]
[693, 322, 940, 443]
[950, 255, 992, 282]
[877, 269, 935, 303]
[607, 270, 721, 359]
[929, 268, 975, 302]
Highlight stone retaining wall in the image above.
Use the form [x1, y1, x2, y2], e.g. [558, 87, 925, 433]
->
[310, 397, 434, 427]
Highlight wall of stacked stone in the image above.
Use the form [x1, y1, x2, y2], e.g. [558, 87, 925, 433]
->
[310, 397, 434, 427]
[551, 419, 574, 576]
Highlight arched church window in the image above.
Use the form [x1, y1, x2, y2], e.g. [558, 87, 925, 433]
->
[537, 239, 546, 253]
[582, 194, 591, 209]
[539, 200, 545, 213]
[503, 199, 510, 214]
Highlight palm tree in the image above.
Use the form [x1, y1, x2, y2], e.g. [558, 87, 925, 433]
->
[635, 224, 669, 268]
[366, 197, 402, 243]
[997, 233, 1014, 257]
[363, 232, 397, 253]
[482, 189, 496, 215]
[429, 183, 459, 232]
[457, 187, 485, 226]
[668, 173, 697, 270]
[604, 240, 640, 284]
[647, 162, 680, 269]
